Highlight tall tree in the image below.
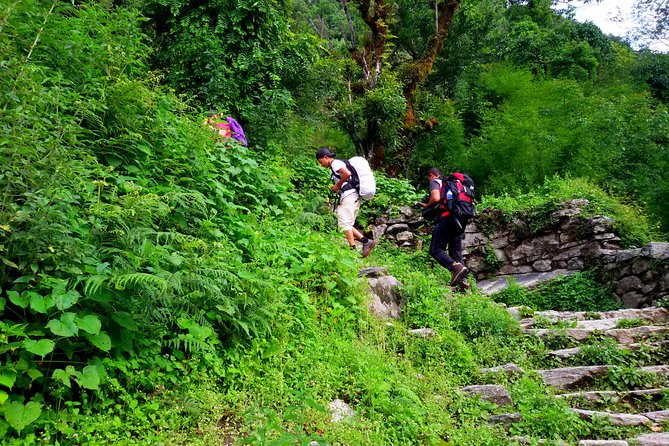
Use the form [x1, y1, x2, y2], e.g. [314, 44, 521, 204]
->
[632, 0, 669, 48]
[338, 0, 462, 171]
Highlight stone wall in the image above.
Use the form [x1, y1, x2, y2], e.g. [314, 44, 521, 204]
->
[371, 199, 669, 308]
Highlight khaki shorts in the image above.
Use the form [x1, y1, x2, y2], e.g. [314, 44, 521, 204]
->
[336, 194, 360, 232]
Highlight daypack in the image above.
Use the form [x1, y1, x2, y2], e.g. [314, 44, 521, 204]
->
[331, 156, 376, 200]
[441, 172, 476, 219]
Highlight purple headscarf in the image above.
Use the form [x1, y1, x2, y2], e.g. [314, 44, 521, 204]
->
[226, 116, 248, 146]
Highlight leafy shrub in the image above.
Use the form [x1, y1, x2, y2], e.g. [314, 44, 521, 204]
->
[575, 339, 624, 366]
[604, 366, 664, 391]
[446, 295, 520, 339]
[510, 378, 586, 441]
[404, 329, 476, 379]
[493, 272, 621, 312]
[481, 176, 660, 248]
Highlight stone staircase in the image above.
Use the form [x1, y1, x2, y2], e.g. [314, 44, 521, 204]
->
[464, 306, 669, 445]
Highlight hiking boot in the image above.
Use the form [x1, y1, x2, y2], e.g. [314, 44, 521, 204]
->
[459, 279, 471, 291]
[361, 239, 377, 258]
[449, 262, 469, 286]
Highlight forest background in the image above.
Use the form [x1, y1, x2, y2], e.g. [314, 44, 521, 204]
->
[1, 0, 669, 444]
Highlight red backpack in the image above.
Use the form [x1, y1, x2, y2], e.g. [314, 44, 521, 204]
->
[440, 172, 476, 219]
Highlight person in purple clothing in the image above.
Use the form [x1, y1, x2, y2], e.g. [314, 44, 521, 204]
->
[204, 113, 247, 146]
[225, 116, 247, 146]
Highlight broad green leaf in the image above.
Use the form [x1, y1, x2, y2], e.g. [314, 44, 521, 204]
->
[22, 339, 55, 358]
[7, 291, 28, 309]
[26, 369, 42, 380]
[46, 313, 78, 337]
[52, 369, 71, 387]
[75, 366, 99, 390]
[0, 390, 7, 405]
[53, 290, 79, 310]
[15, 358, 29, 371]
[0, 297, 5, 312]
[75, 315, 101, 335]
[4, 401, 42, 432]
[86, 332, 111, 352]
[0, 370, 16, 389]
[1, 257, 18, 269]
[28, 292, 55, 314]
[112, 312, 138, 331]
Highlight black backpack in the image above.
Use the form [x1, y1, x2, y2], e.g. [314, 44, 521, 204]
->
[442, 172, 476, 219]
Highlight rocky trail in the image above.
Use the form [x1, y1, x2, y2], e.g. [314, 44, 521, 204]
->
[465, 306, 669, 445]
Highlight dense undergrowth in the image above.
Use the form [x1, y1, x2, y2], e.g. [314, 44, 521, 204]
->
[1, 2, 667, 445]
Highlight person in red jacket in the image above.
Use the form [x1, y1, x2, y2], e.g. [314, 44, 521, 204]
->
[418, 167, 469, 288]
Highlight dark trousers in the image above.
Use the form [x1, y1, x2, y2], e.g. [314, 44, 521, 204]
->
[429, 215, 466, 271]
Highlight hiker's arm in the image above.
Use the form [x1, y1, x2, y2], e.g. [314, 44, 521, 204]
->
[332, 167, 351, 192]
[419, 189, 441, 207]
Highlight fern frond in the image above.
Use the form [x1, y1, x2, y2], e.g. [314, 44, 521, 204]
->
[394, 386, 423, 407]
[83, 274, 108, 297]
[114, 272, 169, 291]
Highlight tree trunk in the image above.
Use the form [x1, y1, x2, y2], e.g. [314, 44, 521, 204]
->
[339, 0, 461, 173]
[388, 0, 461, 174]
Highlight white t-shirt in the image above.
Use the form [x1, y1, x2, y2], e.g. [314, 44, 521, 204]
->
[331, 159, 358, 200]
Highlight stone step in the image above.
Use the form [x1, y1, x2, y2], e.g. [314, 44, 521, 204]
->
[524, 316, 668, 331]
[578, 441, 629, 446]
[635, 433, 669, 446]
[537, 365, 609, 390]
[514, 433, 669, 446]
[478, 270, 575, 295]
[515, 307, 669, 324]
[537, 365, 669, 390]
[643, 409, 669, 423]
[556, 388, 669, 402]
[525, 325, 668, 344]
[572, 408, 651, 426]
[460, 384, 513, 406]
[547, 341, 669, 359]
[572, 409, 669, 427]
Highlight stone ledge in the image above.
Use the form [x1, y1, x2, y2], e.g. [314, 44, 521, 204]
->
[477, 270, 574, 295]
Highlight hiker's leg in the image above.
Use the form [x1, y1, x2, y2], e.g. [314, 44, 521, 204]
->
[337, 195, 361, 247]
[429, 219, 456, 270]
[447, 217, 467, 264]
[351, 228, 365, 241]
[345, 229, 358, 246]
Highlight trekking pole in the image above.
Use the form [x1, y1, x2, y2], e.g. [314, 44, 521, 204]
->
[332, 193, 340, 213]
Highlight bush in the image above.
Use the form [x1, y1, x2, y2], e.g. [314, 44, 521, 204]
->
[481, 176, 661, 248]
[446, 295, 520, 339]
[493, 272, 621, 312]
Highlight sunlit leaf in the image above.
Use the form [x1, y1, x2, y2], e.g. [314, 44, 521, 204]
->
[75, 366, 100, 390]
[46, 313, 78, 337]
[28, 292, 55, 314]
[4, 401, 42, 432]
[52, 369, 72, 387]
[0, 370, 17, 389]
[22, 339, 55, 358]
[53, 289, 79, 310]
[7, 291, 28, 309]
[75, 315, 101, 335]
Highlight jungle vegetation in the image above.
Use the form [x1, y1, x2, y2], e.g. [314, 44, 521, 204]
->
[0, 0, 667, 444]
